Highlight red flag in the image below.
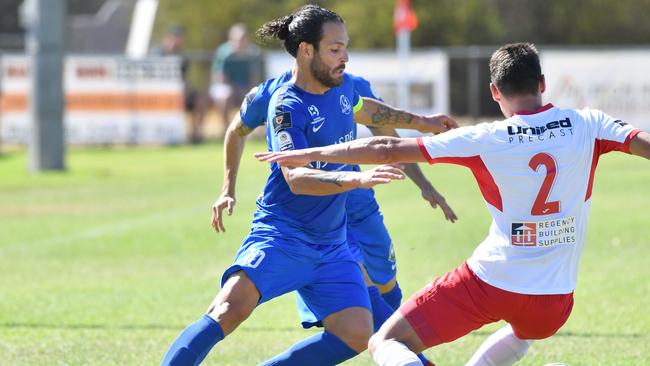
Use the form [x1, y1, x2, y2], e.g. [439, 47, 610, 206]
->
[394, 0, 418, 33]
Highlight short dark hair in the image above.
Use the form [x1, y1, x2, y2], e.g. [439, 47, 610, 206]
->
[256, 5, 343, 57]
[489, 43, 542, 97]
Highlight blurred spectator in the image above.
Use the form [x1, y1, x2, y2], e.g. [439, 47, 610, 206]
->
[153, 26, 211, 144]
[210, 23, 264, 132]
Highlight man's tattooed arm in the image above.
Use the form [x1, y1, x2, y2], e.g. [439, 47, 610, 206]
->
[355, 97, 456, 134]
[313, 172, 344, 187]
[234, 119, 254, 136]
[355, 97, 421, 129]
[370, 105, 414, 126]
[281, 167, 359, 195]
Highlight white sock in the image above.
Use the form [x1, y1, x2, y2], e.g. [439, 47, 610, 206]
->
[372, 339, 424, 366]
[465, 325, 533, 366]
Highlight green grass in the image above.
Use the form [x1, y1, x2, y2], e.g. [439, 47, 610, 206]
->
[0, 141, 648, 365]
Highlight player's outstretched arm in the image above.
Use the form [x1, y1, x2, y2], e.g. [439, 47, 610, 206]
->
[630, 131, 650, 160]
[211, 115, 255, 233]
[401, 163, 458, 223]
[367, 127, 458, 222]
[280, 165, 405, 196]
[256, 136, 428, 167]
[355, 98, 457, 134]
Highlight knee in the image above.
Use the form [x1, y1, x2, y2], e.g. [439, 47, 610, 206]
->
[331, 318, 373, 352]
[206, 300, 248, 334]
[205, 273, 259, 334]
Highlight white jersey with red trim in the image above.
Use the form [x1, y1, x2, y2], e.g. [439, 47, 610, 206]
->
[418, 104, 640, 295]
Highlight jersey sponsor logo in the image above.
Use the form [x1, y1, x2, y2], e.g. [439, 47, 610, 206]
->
[507, 118, 574, 144]
[613, 119, 628, 127]
[310, 161, 350, 171]
[273, 112, 292, 133]
[511, 217, 577, 247]
[310, 129, 355, 169]
[276, 130, 294, 151]
[507, 118, 572, 136]
[336, 129, 355, 144]
[340, 95, 352, 114]
[511, 223, 537, 246]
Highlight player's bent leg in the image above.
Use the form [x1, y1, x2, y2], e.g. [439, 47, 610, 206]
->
[358, 264, 399, 332]
[323, 306, 374, 352]
[465, 325, 532, 366]
[257, 307, 371, 366]
[369, 311, 428, 358]
[206, 270, 260, 335]
[161, 270, 260, 366]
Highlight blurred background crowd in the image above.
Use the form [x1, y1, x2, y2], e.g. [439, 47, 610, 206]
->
[2, 0, 650, 149]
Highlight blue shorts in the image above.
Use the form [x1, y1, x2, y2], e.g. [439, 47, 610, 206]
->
[222, 233, 371, 329]
[347, 210, 396, 286]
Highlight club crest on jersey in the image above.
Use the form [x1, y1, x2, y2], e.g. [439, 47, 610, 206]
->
[273, 112, 292, 133]
[511, 223, 537, 246]
[276, 130, 294, 151]
[340, 95, 352, 114]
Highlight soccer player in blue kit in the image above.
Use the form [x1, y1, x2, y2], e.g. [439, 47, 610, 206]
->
[213, 56, 457, 366]
[212, 69, 455, 366]
[161, 5, 457, 366]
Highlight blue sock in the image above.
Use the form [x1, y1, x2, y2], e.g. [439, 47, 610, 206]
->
[381, 282, 403, 310]
[418, 353, 434, 365]
[161, 314, 225, 366]
[367, 286, 396, 332]
[258, 331, 357, 366]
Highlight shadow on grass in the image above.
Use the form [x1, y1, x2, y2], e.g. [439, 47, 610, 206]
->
[0, 322, 646, 339]
[0, 322, 297, 332]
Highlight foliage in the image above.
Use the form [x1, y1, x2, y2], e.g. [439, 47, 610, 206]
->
[155, 0, 650, 51]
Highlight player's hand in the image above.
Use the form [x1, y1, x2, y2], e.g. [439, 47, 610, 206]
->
[358, 165, 405, 188]
[420, 184, 458, 223]
[255, 150, 311, 167]
[212, 193, 236, 233]
[417, 114, 458, 134]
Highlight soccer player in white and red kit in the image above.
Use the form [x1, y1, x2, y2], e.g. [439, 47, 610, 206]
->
[255, 43, 650, 366]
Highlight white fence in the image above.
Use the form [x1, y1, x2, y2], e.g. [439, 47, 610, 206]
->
[0, 55, 186, 145]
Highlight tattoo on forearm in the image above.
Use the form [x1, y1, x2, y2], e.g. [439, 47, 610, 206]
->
[235, 121, 254, 136]
[306, 172, 344, 187]
[370, 105, 414, 126]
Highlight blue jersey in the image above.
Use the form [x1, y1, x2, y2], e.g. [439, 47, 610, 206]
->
[250, 74, 361, 246]
[240, 72, 382, 224]
[239, 71, 381, 129]
[239, 71, 294, 129]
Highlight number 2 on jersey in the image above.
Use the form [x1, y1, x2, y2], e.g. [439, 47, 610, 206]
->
[529, 152, 560, 216]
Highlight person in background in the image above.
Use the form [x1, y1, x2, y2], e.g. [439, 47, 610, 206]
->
[210, 23, 264, 136]
[154, 26, 211, 144]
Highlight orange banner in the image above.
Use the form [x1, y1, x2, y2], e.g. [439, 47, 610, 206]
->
[0, 92, 183, 113]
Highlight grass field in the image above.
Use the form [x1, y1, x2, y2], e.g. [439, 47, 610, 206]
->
[1, 140, 648, 365]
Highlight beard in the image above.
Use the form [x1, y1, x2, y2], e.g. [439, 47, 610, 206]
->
[310, 54, 344, 88]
